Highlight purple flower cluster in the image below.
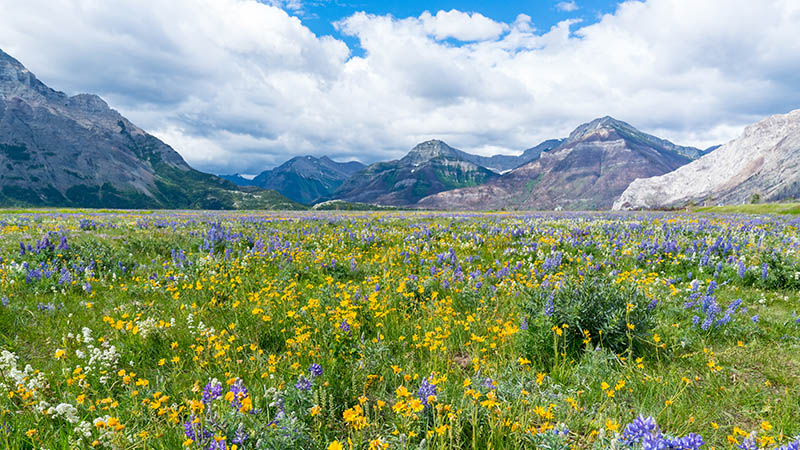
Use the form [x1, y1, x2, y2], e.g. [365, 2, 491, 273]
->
[207, 440, 227, 450]
[309, 363, 323, 378]
[183, 415, 212, 444]
[296, 363, 324, 391]
[339, 319, 351, 335]
[772, 440, 800, 450]
[417, 378, 437, 406]
[228, 379, 248, 410]
[79, 219, 97, 230]
[685, 282, 744, 331]
[542, 251, 562, 272]
[622, 416, 704, 450]
[202, 381, 223, 405]
[232, 423, 248, 445]
[295, 376, 312, 391]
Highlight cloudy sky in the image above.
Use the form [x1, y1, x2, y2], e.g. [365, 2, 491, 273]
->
[1, 0, 799, 175]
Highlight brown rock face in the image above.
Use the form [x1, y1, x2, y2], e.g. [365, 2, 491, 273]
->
[418, 117, 702, 210]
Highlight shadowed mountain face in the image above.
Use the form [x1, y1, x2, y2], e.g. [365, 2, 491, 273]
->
[417, 117, 705, 211]
[223, 156, 365, 204]
[615, 109, 800, 210]
[332, 140, 501, 206]
[0, 48, 301, 209]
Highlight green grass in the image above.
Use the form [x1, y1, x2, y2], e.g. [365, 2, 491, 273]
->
[693, 202, 800, 215]
[0, 210, 798, 449]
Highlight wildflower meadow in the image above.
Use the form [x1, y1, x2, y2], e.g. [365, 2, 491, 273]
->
[1, 210, 799, 450]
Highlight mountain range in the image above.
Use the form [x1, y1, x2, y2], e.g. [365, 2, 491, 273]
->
[3, 46, 798, 212]
[223, 139, 566, 206]
[222, 156, 364, 204]
[0, 48, 301, 210]
[416, 117, 708, 210]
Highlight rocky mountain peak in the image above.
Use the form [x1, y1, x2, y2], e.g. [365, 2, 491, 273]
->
[562, 116, 709, 160]
[66, 93, 111, 114]
[566, 116, 634, 142]
[401, 139, 459, 165]
[0, 48, 24, 70]
[1, 48, 71, 110]
[740, 109, 800, 140]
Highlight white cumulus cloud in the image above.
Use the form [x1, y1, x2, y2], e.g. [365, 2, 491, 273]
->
[556, 1, 579, 12]
[419, 10, 508, 41]
[0, 0, 799, 175]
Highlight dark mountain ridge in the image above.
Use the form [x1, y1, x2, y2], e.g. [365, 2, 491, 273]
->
[222, 155, 364, 204]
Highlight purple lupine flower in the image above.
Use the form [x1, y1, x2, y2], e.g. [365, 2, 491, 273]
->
[339, 319, 351, 335]
[58, 267, 72, 285]
[640, 432, 665, 450]
[228, 379, 248, 409]
[417, 378, 437, 406]
[207, 440, 227, 450]
[772, 438, 800, 450]
[57, 235, 69, 251]
[672, 433, 704, 450]
[762, 263, 769, 281]
[232, 423, 248, 445]
[295, 376, 312, 391]
[202, 381, 223, 404]
[0, 297, 8, 307]
[751, 315, 760, 323]
[183, 419, 196, 440]
[183, 415, 212, 442]
[37, 302, 56, 312]
[309, 363, 323, 378]
[622, 415, 659, 443]
[543, 294, 554, 317]
[739, 437, 759, 450]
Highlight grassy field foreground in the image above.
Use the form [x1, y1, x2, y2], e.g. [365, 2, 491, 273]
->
[693, 203, 800, 215]
[0, 210, 799, 449]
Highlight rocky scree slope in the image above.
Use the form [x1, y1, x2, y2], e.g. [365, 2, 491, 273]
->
[614, 109, 800, 210]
